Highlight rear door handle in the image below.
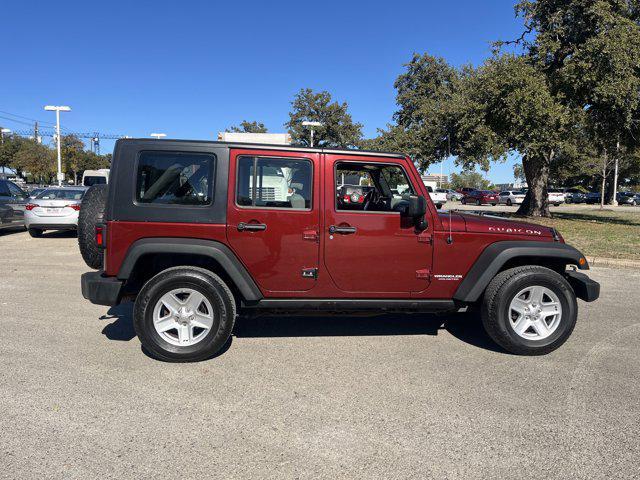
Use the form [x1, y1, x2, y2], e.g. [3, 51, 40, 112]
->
[237, 222, 267, 232]
[329, 225, 357, 235]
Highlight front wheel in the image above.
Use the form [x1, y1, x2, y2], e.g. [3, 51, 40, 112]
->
[461, 198, 466, 205]
[475, 199, 481, 206]
[28, 228, 43, 238]
[506, 199, 512, 206]
[481, 266, 577, 355]
[134, 267, 236, 362]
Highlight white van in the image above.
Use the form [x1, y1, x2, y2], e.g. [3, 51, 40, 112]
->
[82, 169, 110, 187]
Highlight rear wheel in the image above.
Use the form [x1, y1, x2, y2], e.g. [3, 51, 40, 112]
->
[475, 199, 481, 206]
[134, 267, 236, 362]
[461, 198, 466, 205]
[28, 228, 43, 238]
[481, 266, 577, 355]
[506, 199, 512, 206]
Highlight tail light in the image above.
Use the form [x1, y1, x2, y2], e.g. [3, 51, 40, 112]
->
[95, 224, 106, 249]
[68, 204, 81, 211]
[25, 204, 38, 211]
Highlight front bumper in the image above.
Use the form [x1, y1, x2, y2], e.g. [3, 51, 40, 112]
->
[566, 270, 600, 302]
[81, 271, 123, 306]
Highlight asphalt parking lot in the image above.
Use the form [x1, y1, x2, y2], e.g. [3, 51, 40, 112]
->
[1, 230, 639, 479]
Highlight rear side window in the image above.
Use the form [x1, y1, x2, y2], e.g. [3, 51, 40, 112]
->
[236, 156, 312, 210]
[136, 151, 214, 205]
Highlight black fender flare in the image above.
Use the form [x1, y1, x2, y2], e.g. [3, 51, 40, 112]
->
[453, 241, 588, 303]
[117, 237, 263, 301]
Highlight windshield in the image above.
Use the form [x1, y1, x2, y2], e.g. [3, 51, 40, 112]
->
[36, 189, 86, 200]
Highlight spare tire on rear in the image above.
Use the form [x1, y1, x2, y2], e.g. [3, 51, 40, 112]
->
[78, 184, 108, 269]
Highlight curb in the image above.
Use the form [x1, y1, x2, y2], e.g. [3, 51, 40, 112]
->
[587, 256, 640, 269]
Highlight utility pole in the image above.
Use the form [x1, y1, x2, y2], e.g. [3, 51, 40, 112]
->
[612, 139, 620, 206]
[44, 105, 71, 186]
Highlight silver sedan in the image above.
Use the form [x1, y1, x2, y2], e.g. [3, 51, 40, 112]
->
[24, 187, 89, 237]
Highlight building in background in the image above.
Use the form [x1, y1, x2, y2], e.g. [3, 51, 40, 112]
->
[421, 173, 448, 187]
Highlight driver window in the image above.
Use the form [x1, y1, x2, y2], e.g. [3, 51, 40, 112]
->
[335, 162, 414, 212]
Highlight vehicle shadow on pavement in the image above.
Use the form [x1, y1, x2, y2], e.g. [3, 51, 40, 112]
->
[101, 303, 136, 341]
[234, 312, 506, 354]
[98, 304, 506, 355]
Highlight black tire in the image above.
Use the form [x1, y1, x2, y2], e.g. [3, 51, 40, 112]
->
[436, 203, 442, 209]
[134, 267, 236, 362]
[78, 184, 108, 269]
[461, 198, 466, 205]
[506, 199, 512, 206]
[491, 203, 496, 206]
[481, 266, 578, 355]
[475, 199, 481, 206]
[28, 228, 43, 237]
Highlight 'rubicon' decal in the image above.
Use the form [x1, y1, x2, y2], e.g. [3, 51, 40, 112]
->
[488, 226, 542, 235]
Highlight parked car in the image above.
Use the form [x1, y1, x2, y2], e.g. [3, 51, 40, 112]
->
[428, 187, 447, 209]
[79, 138, 599, 362]
[547, 189, 565, 206]
[563, 188, 586, 204]
[457, 187, 476, 195]
[442, 188, 463, 201]
[585, 192, 601, 204]
[498, 190, 526, 206]
[616, 192, 639, 206]
[461, 190, 499, 206]
[24, 187, 89, 237]
[0, 179, 29, 232]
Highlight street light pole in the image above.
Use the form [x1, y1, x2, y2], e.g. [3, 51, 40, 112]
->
[44, 105, 71, 186]
[301, 121, 323, 148]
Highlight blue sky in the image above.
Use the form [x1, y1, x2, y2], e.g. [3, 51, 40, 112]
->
[2, 0, 524, 183]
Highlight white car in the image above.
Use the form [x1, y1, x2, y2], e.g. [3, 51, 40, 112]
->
[24, 187, 88, 237]
[547, 189, 565, 206]
[498, 190, 526, 206]
[427, 186, 447, 209]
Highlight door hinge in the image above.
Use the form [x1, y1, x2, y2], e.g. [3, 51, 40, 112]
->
[417, 234, 432, 244]
[416, 269, 431, 280]
[303, 230, 319, 242]
[302, 268, 318, 279]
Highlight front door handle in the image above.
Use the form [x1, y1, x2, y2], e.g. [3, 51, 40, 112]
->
[237, 222, 267, 232]
[329, 225, 357, 235]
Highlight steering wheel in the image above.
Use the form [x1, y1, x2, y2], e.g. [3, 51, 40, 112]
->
[363, 189, 379, 211]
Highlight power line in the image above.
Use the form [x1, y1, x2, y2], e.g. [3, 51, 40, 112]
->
[0, 109, 58, 128]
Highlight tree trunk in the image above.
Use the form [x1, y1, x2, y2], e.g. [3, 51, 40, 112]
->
[516, 153, 551, 217]
[600, 149, 608, 210]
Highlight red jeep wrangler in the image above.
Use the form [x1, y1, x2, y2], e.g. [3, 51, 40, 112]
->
[79, 139, 599, 361]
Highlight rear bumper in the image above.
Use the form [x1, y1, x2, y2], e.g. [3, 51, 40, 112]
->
[81, 271, 123, 306]
[566, 270, 600, 302]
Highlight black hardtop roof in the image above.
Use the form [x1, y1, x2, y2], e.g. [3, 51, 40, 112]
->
[115, 138, 406, 159]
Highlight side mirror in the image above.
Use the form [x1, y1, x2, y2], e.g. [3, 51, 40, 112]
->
[403, 194, 427, 218]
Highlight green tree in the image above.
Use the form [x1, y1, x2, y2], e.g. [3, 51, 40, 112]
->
[449, 170, 492, 190]
[12, 140, 56, 183]
[285, 88, 363, 148]
[469, 54, 576, 216]
[227, 121, 268, 133]
[0, 132, 24, 176]
[61, 134, 86, 184]
[510, 0, 640, 206]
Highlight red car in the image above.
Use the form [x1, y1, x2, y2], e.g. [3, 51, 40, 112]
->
[461, 190, 499, 206]
[79, 139, 598, 361]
